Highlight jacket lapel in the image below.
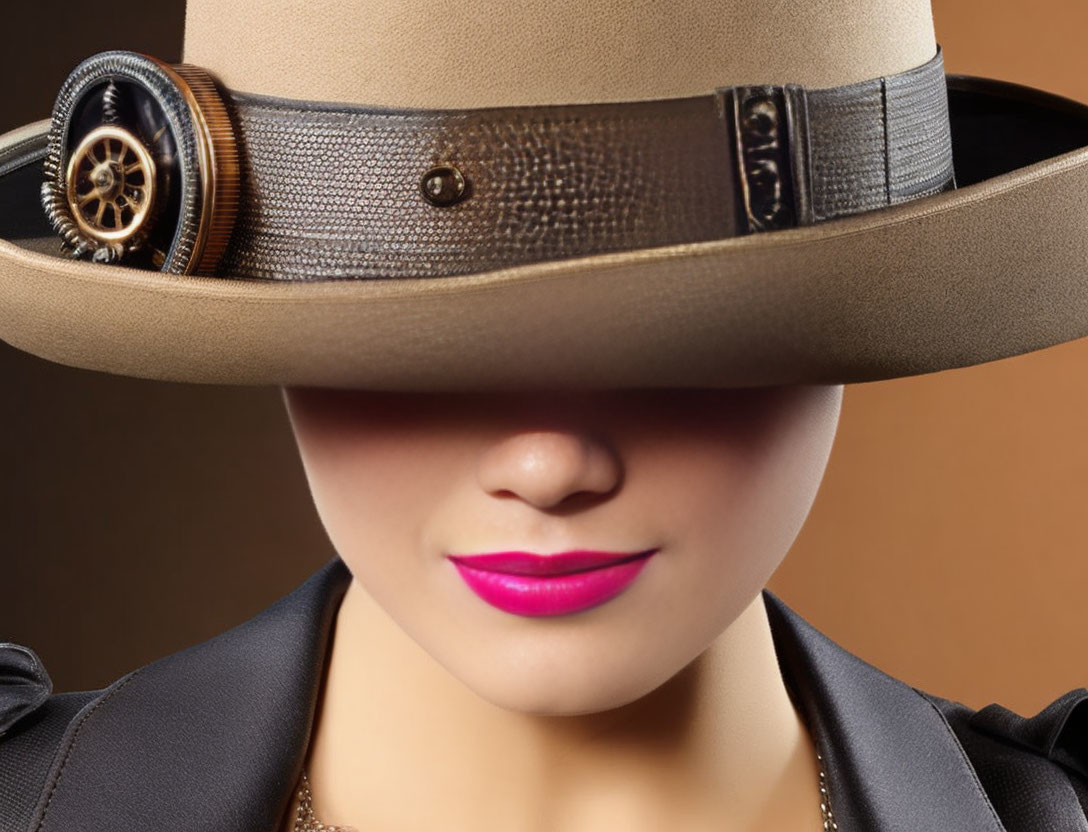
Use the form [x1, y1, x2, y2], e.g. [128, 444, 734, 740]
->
[761, 588, 1007, 831]
[29, 559, 1006, 832]
[27, 556, 353, 832]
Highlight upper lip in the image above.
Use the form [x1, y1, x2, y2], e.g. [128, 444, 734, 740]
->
[446, 549, 659, 576]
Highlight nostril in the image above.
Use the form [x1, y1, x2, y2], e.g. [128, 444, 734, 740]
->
[485, 486, 614, 514]
[551, 488, 617, 514]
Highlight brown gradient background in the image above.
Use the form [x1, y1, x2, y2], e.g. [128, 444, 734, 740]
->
[1, 1, 1085, 714]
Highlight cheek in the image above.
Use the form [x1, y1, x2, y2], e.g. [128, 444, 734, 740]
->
[635, 440, 776, 588]
[292, 418, 491, 609]
[640, 389, 839, 595]
[292, 420, 444, 559]
[296, 429, 394, 526]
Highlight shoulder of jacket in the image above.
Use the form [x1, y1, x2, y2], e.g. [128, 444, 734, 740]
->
[0, 642, 103, 832]
[918, 685, 1088, 831]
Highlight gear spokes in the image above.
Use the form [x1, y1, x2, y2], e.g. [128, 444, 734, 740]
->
[65, 125, 156, 244]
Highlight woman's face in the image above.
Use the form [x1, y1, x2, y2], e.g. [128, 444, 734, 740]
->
[283, 385, 842, 715]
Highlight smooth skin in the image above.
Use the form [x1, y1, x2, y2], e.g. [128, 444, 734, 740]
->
[280, 384, 843, 832]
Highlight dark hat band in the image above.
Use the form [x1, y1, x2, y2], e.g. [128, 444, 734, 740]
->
[45, 46, 953, 280]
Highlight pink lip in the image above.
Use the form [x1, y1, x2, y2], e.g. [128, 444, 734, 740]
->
[447, 549, 659, 617]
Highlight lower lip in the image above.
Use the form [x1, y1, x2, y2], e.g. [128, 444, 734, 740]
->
[449, 552, 657, 617]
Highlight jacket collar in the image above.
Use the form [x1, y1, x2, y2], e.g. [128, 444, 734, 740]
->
[31, 557, 1006, 832]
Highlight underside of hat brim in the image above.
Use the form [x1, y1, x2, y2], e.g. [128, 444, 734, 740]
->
[0, 74, 1087, 391]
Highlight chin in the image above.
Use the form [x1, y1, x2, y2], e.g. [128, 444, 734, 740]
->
[474, 678, 653, 716]
[446, 648, 680, 716]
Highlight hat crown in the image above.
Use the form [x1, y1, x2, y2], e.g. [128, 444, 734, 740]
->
[182, 0, 937, 108]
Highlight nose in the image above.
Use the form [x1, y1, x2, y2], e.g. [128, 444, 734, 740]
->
[476, 430, 623, 510]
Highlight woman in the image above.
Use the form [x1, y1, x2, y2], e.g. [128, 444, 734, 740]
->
[1, 0, 1087, 829]
[280, 385, 842, 830]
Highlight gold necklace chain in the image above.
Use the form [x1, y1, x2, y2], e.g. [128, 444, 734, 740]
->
[294, 750, 839, 831]
[817, 750, 840, 830]
[292, 769, 356, 832]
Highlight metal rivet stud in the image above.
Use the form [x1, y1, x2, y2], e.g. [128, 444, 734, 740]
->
[420, 164, 467, 206]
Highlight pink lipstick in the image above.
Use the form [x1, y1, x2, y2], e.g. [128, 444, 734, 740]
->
[447, 549, 658, 617]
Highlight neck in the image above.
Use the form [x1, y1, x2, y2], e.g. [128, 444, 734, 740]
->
[300, 578, 824, 831]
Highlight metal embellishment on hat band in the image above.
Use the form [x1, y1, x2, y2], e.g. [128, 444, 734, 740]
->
[41, 51, 240, 274]
[41, 46, 952, 280]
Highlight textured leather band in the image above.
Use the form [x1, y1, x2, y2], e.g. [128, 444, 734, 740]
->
[219, 46, 953, 281]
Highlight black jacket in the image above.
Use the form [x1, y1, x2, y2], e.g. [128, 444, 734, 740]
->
[1, 557, 1086, 832]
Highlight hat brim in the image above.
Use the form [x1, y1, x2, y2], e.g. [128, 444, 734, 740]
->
[1, 74, 1087, 390]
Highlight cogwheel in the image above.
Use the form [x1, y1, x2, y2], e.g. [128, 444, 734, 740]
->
[64, 124, 157, 245]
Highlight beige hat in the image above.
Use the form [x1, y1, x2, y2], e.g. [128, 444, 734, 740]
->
[0, 0, 1087, 390]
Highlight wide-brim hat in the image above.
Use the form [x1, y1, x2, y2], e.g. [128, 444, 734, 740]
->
[1, 0, 1087, 391]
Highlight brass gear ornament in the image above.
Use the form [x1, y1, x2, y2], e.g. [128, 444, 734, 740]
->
[65, 125, 157, 249]
[41, 51, 239, 274]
